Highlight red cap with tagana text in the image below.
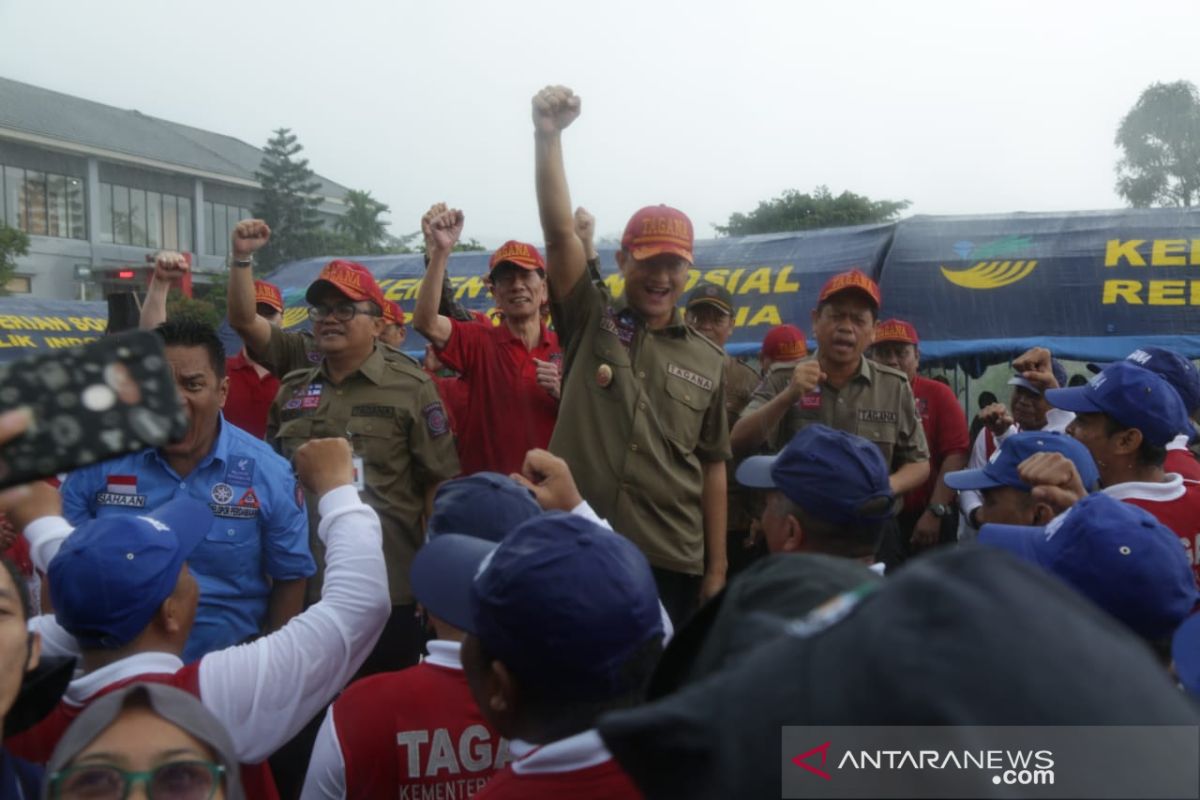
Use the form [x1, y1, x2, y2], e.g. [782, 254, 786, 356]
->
[874, 318, 918, 345]
[253, 280, 284, 314]
[489, 241, 546, 276]
[383, 300, 406, 326]
[306, 259, 387, 308]
[818, 268, 881, 309]
[621, 205, 694, 264]
[761, 324, 808, 362]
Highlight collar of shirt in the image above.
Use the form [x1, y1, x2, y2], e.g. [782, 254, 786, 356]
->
[149, 413, 234, 478]
[423, 640, 462, 670]
[508, 729, 614, 776]
[318, 344, 389, 386]
[1101, 473, 1186, 503]
[1168, 434, 1191, 452]
[610, 295, 688, 336]
[64, 651, 184, 706]
[495, 319, 554, 350]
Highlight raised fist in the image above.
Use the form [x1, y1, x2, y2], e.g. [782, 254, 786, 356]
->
[980, 403, 1015, 437]
[294, 438, 354, 498]
[787, 360, 826, 398]
[421, 203, 464, 256]
[152, 251, 189, 285]
[1018, 451, 1087, 515]
[574, 207, 596, 243]
[231, 219, 271, 258]
[1012, 346, 1059, 392]
[511, 449, 583, 512]
[532, 85, 581, 134]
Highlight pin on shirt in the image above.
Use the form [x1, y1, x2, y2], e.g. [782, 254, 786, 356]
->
[596, 364, 614, 389]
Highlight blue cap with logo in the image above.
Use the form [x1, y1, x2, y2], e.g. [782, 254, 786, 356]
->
[48, 497, 214, 649]
[945, 431, 1100, 493]
[411, 511, 663, 700]
[1045, 361, 1192, 447]
[427, 472, 541, 543]
[735, 425, 893, 525]
[1008, 358, 1069, 395]
[978, 492, 1197, 641]
[1089, 347, 1200, 414]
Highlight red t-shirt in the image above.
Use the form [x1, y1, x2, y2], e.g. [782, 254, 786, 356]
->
[334, 661, 504, 799]
[5, 662, 278, 799]
[476, 760, 642, 799]
[223, 352, 280, 439]
[1110, 478, 1200, 582]
[1166, 448, 1200, 482]
[905, 376, 970, 513]
[436, 319, 561, 476]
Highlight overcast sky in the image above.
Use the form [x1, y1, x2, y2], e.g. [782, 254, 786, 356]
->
[2, 0, 1196, 248]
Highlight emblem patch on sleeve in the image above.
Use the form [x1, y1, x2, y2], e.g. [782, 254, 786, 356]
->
[422, 402, 450, 437]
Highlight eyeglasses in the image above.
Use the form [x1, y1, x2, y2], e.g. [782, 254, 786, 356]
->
[50, 760, 225, 800]
[307, 303, 380, 322]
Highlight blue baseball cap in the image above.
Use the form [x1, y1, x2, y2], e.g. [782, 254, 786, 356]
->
[736, 425, 893, 525]
[1045, 361, 1192, 447]
[1007, 358, 1068, 395]
[427, 472, 541, 543]
[944, 431, 1100, 493]
[979, 493, 1197, 641]
[1170, 613, 1200, 695]
[412, 511, 663, 700]
[1089, 347, 1200, 414]
[48, 497, 213, 649]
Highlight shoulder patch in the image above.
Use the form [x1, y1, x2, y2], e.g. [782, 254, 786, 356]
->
[422, 402, 450, 437]
[870, 360, 911, 383]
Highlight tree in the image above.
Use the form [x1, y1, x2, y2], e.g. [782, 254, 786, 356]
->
[1115, 81, 1200, 208]
[0, 223, 30, 295]
[714, 186, 910, 236]
[335, 189, 390, 253]
[253, 128, 324, 271]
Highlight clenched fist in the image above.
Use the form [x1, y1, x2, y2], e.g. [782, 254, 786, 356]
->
[151, 251, 189, 285]
[421, 203, 464, 256]
[1018, 451, 1088, 515]
[787, 361, 826, 398]
[1011, 346, 1059, 392]
[979, 403, 1015, 438]
[511, 449, 583, 512]
[231, 219, 271, 259]
[294, 438, 354, 498]
[532, 85, 581, 135]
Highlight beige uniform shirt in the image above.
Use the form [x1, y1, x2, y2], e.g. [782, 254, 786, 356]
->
[743, 355, 929, 469]
[268, 344, 460, 604]
[550, 275, 731, 575]
[723, 356, 762, 533]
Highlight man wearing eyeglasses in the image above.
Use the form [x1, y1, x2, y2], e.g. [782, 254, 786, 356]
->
[263, 251, 461, 675]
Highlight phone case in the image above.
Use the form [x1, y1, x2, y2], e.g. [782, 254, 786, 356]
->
[0, 330, 188, 489]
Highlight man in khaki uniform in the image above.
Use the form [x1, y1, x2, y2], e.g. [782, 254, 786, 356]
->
[533, 84, 730, 625]
[266, 258, 460, 673]
[730, 269, 930, 573]
[684, 283, 762, 575]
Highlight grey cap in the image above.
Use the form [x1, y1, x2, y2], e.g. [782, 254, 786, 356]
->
[45, 683, 244, 800]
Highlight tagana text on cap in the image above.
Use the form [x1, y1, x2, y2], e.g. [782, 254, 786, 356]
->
[488, 240, 546, 273]
[306, 259, 386, 307]
[685, 283, 733, 315]
[761, 324, 808, 362]
[253, 280, 284, 314]
[621, 205, 694, 264]
[874, 318, 918, 345]
[818, 268, 881, 308]
[382, 300, 405, 326]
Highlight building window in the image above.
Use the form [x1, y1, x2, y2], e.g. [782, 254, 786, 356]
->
[0, 163, 86, 240]
[112, 184, 130, 244]
[178, 197, 192, 252]
[203, 201, 252, 257]
[98, 181, 192, 251]
[5, 276, 31, 294]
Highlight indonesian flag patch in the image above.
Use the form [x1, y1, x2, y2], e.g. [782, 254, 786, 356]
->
[106, 475, 138, 495]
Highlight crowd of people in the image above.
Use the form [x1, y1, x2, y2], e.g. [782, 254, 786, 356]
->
[1, 84, 1199, 799]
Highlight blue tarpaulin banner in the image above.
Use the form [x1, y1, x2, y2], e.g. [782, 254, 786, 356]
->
[878, 208, 1200, 373]
[0, 297, 107, 361]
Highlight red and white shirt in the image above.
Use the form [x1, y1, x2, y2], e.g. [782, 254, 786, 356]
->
[302, 641, 507, 799]
[1102, 474, 1200, 581]
[475, 730, 642, 800]
[1165, 435, 1200, 482]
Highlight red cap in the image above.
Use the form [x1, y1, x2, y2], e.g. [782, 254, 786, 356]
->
[874, 318, 919, 345]
[306, 260, 386, 308]
[621, 205, 694, 264]
[489, 241, 545, 274]
[761, 324, 808, 362]
[253, 280, 283, 314]
[383, 300, 406, 326]
[818, 269, 881, 308]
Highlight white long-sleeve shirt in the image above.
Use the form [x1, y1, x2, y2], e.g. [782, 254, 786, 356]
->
[24, 484, 390, 764]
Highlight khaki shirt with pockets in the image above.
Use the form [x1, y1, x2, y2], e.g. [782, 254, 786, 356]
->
[550, 275, 731, 576]
[742, 355, 929, 470]
[724, 355, 762, 533]
[268, 344, 460, 604]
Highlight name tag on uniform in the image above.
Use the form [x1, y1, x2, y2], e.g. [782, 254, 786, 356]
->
[857, 409, 898, 424]
[667, 363, 714, 392]
[800, 389, 822, 410]
[352, 455, 365, 491]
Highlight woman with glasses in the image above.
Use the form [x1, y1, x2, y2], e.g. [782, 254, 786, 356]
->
[44, 683, 242, 800]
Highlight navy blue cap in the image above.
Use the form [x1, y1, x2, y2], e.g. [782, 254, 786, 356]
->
[736, 425, 893, 525]
[979, 493, 1197, 641]
[1170, 613, 1200, 695]
[1008, 358, 1068, 395]
[1045, 361, 1192, 447]
[945, 431, 1100, 492]
[427, 472, 541, 543]
[412, 511, 663, 700]
[1089, 348, 1200, 414]
[48, 498, 213, 649]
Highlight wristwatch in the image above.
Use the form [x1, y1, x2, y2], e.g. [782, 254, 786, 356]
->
[927, 503, 953, 519]
[229, 255, 253, 268]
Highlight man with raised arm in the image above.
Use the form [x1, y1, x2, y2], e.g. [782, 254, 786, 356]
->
[532, 85, 730, 625]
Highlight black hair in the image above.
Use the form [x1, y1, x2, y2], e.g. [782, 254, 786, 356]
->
[155, 318, 226, 379]
[1102, 416, 1167, 469]
[778, 496, 885, 560]
[1, 557, 33, 622]
[978, 391, 998, 409]
[1068, 374, 1089, 388]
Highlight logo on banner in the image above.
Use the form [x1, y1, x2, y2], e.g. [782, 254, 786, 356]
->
[940, 236, 1038, 290]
